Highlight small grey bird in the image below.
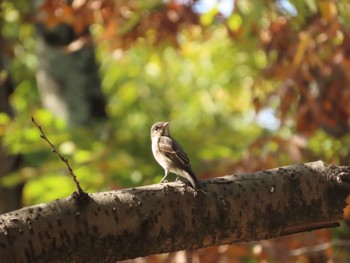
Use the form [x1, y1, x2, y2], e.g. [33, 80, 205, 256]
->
[150, 121, 202, 190]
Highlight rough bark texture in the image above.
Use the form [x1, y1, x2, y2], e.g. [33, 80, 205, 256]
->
[0, 161, 349, 262]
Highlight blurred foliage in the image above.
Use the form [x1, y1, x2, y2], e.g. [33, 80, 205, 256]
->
[2, 0, 350, 262]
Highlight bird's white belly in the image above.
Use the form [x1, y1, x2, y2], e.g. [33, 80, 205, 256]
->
[152, 140, 171, 171]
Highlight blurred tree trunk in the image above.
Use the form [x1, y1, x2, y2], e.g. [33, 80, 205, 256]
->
[0, 12, 23, 213]
[34, 0, 107, 126]
[0, 54, 23, 214]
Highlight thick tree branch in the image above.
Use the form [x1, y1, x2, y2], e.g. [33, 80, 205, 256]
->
[0, 161, 349, 262]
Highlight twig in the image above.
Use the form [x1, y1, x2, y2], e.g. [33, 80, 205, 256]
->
[31, 117, 86, 196]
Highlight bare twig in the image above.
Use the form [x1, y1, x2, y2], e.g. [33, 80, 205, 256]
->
[31, 117, 86, 196]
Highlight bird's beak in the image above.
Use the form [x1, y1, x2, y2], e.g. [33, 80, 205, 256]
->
[163, 122, 170, 128]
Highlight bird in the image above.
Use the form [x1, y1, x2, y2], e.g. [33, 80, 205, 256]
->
[150, 121, 202, 190]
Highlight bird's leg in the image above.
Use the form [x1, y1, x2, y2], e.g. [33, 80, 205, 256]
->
[160, 170, 169, 183]
[175, 175, 180, 182]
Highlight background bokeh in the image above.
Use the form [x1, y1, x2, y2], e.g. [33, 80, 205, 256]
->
[1, 0, 350, 262]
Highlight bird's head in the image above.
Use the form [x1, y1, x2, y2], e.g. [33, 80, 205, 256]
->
[151, 121, 170, 138]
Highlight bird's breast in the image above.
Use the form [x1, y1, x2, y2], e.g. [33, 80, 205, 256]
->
[152, 140, 171, 170]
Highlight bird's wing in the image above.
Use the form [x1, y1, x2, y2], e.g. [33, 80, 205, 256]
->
[158, 136, 191, 168]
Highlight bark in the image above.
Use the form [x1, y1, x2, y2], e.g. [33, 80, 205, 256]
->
[0, 161, 349, 262]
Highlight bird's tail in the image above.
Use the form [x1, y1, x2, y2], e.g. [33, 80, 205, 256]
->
[185, 170, 206, 193]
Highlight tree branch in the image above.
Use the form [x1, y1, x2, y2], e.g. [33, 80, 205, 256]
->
[0, 161, 349, 262]
[31, 117, 87, 199]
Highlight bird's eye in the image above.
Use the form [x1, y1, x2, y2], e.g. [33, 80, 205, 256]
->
[154, 126, 159, 131]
